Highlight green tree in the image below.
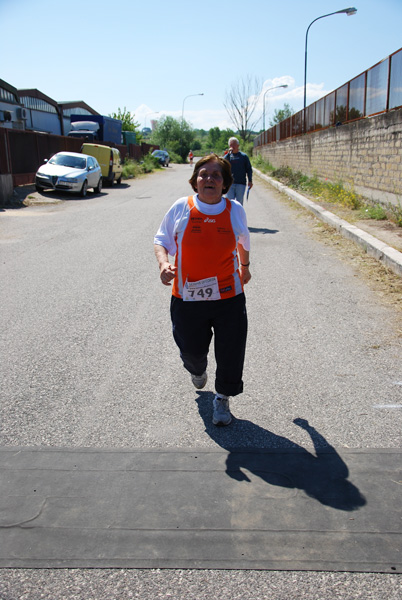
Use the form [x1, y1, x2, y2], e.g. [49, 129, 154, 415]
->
[207, 127, 221, 149]
[196, 129, 208, 139]
[269, 103, 294, 127]
[109, 107, 140, 133]
[151, 116, 195, 161]
[218, 128, 236, 153]
[202, 127, 236, 154]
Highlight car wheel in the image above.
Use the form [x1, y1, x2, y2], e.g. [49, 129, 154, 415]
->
[35, 184, 44, 192]
[94, 177, 102, 193]
[80, 180, 88, 197]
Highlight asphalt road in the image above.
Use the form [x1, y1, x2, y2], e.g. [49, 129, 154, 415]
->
[1, 164, 401, 598]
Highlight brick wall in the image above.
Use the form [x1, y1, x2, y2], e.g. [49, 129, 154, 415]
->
[255, 108, 402, 207]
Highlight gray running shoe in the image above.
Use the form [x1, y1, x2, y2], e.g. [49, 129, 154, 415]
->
[191, 372, 208, 390]
[212, 396, 232, 426]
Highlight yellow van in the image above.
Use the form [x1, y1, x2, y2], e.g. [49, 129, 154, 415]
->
[81, 143, 123, 185]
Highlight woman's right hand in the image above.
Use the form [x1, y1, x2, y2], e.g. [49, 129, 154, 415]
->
[160, 262, 177, 286]
[241, 265, 252, 285]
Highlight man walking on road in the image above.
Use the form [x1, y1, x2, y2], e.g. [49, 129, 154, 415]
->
[224, 137, 253, 206]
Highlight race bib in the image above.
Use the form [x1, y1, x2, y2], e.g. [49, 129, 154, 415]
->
[183, 276, 221, 302]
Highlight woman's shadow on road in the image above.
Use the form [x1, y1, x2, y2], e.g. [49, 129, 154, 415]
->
[248, 226, 279, 235]
[195, 392, 366, 512]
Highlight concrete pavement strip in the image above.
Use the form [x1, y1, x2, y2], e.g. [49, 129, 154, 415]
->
[0, 446, 400, 572]
[254, 169, 402, 278]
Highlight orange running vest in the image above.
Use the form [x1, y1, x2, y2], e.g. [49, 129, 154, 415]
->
[172, 196, 243, 300]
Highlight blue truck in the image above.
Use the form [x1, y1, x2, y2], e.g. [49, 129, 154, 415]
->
[68, 115, 122, 145]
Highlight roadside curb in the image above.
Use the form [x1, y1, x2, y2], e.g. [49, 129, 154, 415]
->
[254, 168, 402, 278]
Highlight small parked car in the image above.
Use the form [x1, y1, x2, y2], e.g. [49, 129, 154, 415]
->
[152, 149, 170, 167]
[35, 152, 102, 197]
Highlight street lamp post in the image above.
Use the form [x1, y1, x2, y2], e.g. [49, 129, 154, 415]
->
[303, 7, 357, 112]
[181, 93, 204, 123]
[144, 111, 159, 129]
[180, 93, 204, 157]
[262, 84, 288, 131]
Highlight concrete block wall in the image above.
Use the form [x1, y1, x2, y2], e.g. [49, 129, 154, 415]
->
[256, 108, 402, 207]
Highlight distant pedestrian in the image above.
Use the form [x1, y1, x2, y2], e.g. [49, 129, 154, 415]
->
[188, 150, 194, 166]
[224, 137, 253, 206]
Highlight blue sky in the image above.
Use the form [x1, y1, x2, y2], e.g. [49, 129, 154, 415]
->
[1, 0, 401, 130]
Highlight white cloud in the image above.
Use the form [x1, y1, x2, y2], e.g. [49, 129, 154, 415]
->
[134, 104, 233, 131]
[132, 104, 160, 128]
[258, 76, 329, 110]
[184, 109, 233, 130]
[133, 77, 331, 131]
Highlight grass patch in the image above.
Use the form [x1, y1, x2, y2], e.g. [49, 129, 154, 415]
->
[383, 199, 402, 227]
[269, 165, 362, 209]
[252, 154, 275, 174]
[169, 150, 184, 164]
[122, 153, 161, 179]
[360, 204, 388, 221]
[252, 157, 402, 226]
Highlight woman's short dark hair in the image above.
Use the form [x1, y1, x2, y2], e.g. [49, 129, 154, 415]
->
[189, 153, 233, 195]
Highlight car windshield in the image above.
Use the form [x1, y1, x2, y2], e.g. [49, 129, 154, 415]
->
[49, 155, 86, 169]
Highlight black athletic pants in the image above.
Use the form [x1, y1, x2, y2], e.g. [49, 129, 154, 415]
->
[170, 293, 248, 397]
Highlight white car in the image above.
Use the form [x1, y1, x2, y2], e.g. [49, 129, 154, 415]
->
[35, 151, 102, 197]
